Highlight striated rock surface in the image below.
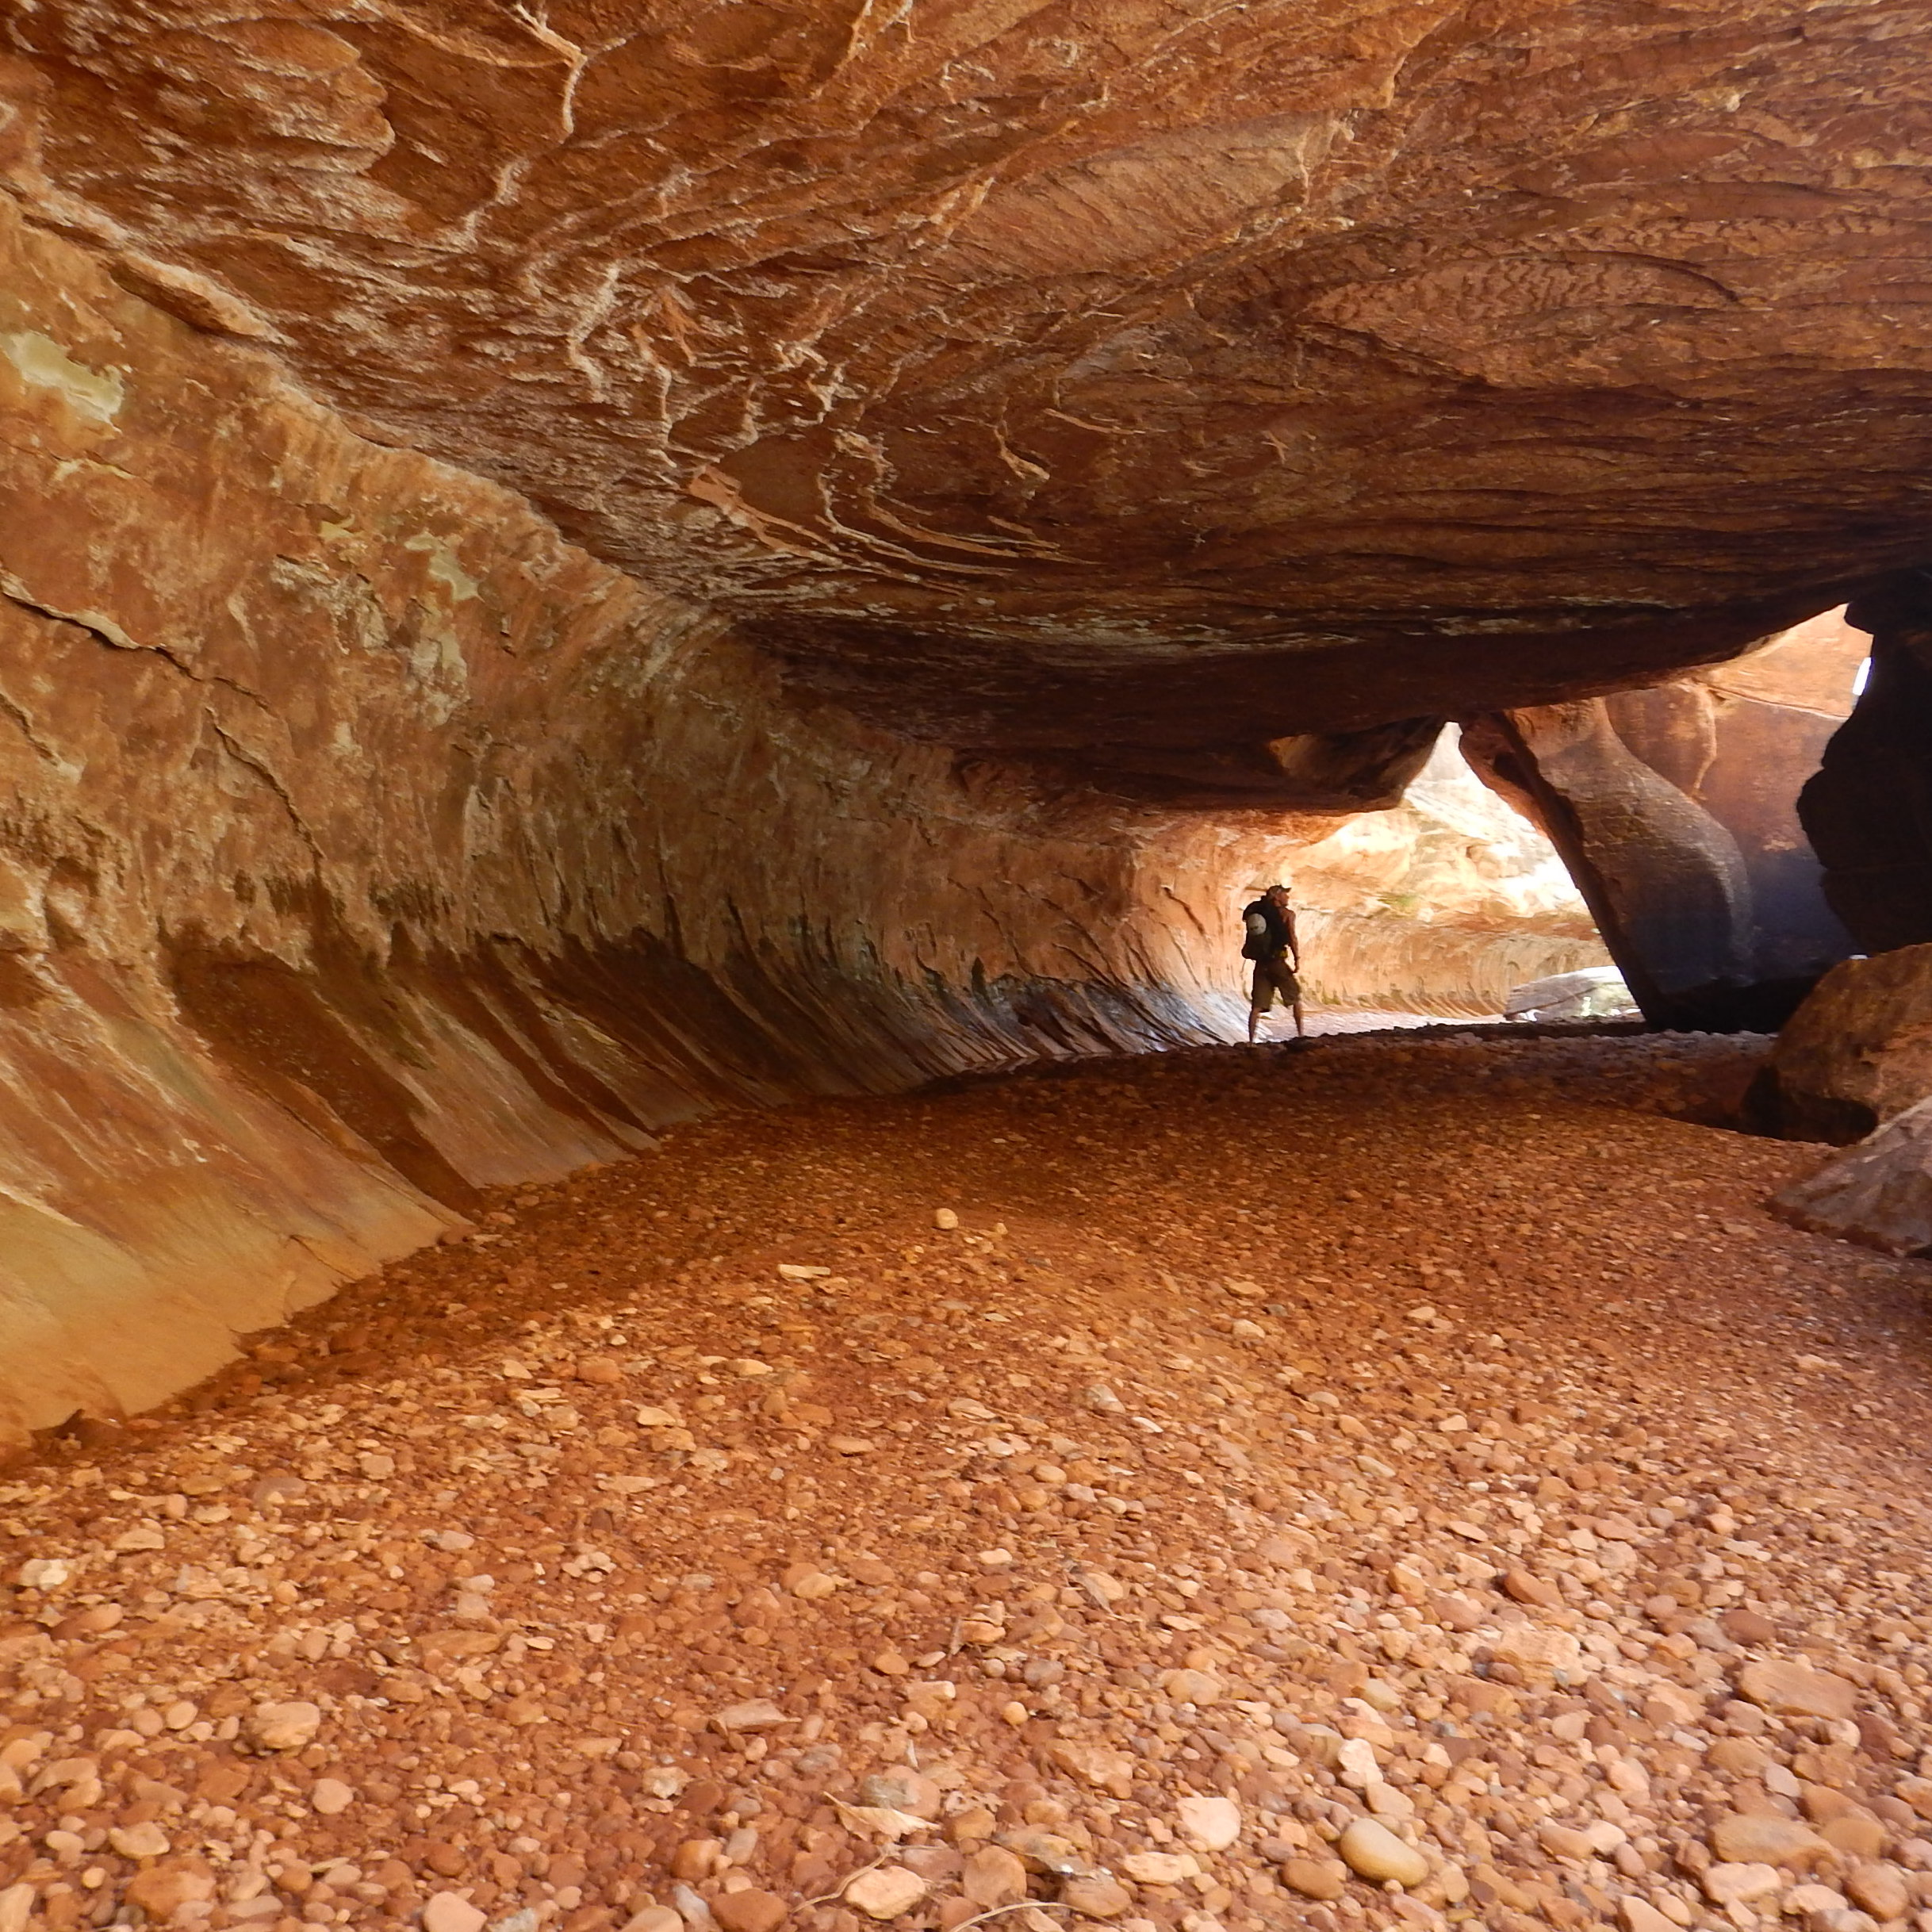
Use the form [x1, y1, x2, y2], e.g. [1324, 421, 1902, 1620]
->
[3, 2, 1931, 770]
[0, 196, 1202, 1439]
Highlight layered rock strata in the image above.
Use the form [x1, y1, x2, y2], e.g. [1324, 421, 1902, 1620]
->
[5, 2, 1931, 771]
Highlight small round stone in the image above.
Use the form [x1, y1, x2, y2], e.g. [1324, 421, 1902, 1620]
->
[844, 1866, 929, 1919]
[1338, 1818, 1429, 1888]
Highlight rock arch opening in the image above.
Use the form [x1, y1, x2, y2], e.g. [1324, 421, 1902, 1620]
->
[1221, 725, 1616, 1040]
[1458, 608, 1873, 1035]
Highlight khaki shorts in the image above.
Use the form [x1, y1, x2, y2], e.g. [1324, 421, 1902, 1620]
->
[1250, 955, 1300, 1012]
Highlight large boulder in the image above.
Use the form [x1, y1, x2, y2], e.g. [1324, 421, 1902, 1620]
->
[1504, 968, 1638, 1024]
[1754, 945, 1932, 1143]
[1773, 1101, 1932, 1256]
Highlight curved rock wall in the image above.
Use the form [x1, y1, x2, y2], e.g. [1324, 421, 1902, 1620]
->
[0, 206, 1600, 1442]
[0, 201, 1185, 1443]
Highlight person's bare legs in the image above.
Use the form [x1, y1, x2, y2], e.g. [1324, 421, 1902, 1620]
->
[1293, 995, 1306, 1039]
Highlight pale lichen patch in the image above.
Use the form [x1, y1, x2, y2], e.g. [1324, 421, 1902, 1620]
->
[0, 331, 125, 426]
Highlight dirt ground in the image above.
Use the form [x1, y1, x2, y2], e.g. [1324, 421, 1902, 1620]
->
[7, 1029, 1932, 1932]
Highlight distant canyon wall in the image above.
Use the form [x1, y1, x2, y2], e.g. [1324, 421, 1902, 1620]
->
[1287, 730, 1612, 1019]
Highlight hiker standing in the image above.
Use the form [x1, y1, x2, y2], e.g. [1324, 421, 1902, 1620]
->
[1242, 883, 1305, 1042]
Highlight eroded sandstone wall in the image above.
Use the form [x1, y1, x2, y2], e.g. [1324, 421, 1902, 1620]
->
[0, 201, 1217, 1443]
[1461, 613, 1865, 1031]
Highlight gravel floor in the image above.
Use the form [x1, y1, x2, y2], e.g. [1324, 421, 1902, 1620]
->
[6, 1029, 1932, 1932]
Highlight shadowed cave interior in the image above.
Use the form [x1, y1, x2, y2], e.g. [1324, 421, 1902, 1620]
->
[10, 9, 1932, 1932]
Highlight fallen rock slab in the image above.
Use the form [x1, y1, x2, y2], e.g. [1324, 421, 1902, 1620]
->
[1773, 1097, 1932, 1255]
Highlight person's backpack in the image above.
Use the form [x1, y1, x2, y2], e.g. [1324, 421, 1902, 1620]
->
[1240, 901, 1278, 961]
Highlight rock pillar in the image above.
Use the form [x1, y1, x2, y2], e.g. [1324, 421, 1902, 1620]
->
[1798, 575, 1932, 954]
[1463, 615, 1863, 1029]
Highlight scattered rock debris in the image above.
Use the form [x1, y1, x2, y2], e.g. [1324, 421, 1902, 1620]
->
[6, 1029, 1932, 1932]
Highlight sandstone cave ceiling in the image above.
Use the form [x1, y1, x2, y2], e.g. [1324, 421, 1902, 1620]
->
[6, 0, 1932, 760]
